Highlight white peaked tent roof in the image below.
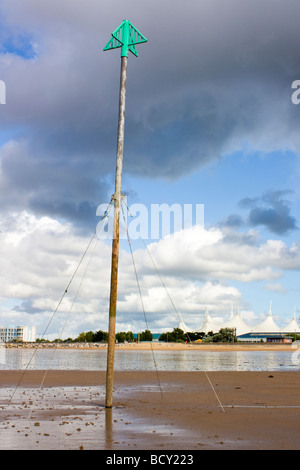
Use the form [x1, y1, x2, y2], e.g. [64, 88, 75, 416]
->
[223, 312, 251, 336]
[174, 302, 297, 337]
[281, 308, 300, 333]
[222, 304, 250, 336]
[195, 307, 221, 334]
[251, 302, 281, 333]
[177, 315, 191, 333]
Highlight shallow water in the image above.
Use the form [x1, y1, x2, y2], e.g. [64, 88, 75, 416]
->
[0, 348, 298, 371]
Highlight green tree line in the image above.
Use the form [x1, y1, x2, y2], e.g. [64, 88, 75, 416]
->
[37, 329, 153, 343]
[37, 327, 240, 343]
[159, 327, 237, 343]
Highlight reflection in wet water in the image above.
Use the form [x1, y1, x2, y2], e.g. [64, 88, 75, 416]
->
[0, 348, 297, 371]
[0, 384, 192, 450]
[0, 385, 137, 450]
[105, 407, 113, 449]
[0, 386, 102, 449]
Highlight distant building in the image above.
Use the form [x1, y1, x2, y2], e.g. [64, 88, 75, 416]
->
[178, 302, 300, 341]
[237, 332, 293, 343]
[0, 326, 36, 343]
[133, 333, 161, 342]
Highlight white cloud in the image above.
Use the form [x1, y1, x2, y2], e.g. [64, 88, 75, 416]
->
[264, 282, 287, 294]
[142, 226, 299, 283]
[0, 212, 298, 337]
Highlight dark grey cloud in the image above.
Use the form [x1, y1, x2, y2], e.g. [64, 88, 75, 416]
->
[240, 190, 298, 235]
[219, 214, 245, 229]
[220, 190, 298, 235]
[1, 0, 300, 228]
[13, 299, 41, 314]
[248, 206, 296, 235]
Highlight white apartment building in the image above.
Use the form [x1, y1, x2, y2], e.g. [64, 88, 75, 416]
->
[0, 325, 36, 343]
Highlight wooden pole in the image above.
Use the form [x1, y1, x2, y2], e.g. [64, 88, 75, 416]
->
[105, 55, 128, 408]
[103, 19, 147, 409]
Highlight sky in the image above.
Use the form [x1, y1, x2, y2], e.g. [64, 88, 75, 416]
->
[0, 0, 300, 339]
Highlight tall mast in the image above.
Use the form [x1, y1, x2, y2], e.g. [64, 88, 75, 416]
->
[103, 20, 147, 408]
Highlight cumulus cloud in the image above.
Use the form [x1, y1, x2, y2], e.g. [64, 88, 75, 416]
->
[0, 211, 298, 337]
[143, 226, 300, 282]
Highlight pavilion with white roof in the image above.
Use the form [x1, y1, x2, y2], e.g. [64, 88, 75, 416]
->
[176, 301, 300, 341]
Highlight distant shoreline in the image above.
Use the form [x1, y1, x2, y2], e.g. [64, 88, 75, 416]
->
[4, 341, 295, 351]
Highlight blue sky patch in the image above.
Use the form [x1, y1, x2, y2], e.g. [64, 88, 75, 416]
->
[0, 32, 37, 59]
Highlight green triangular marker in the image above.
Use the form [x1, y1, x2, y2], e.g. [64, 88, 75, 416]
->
[103, 35, 123, 51]
[103, 19, 147, 57]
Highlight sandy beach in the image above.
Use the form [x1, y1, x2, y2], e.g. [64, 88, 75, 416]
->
[5, 341, 296, 351]
[114, 341, 295, 351]
[0, 369, 299, 450]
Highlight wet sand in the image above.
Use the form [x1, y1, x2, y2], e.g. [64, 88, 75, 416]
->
[0, 370, 299, 450]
